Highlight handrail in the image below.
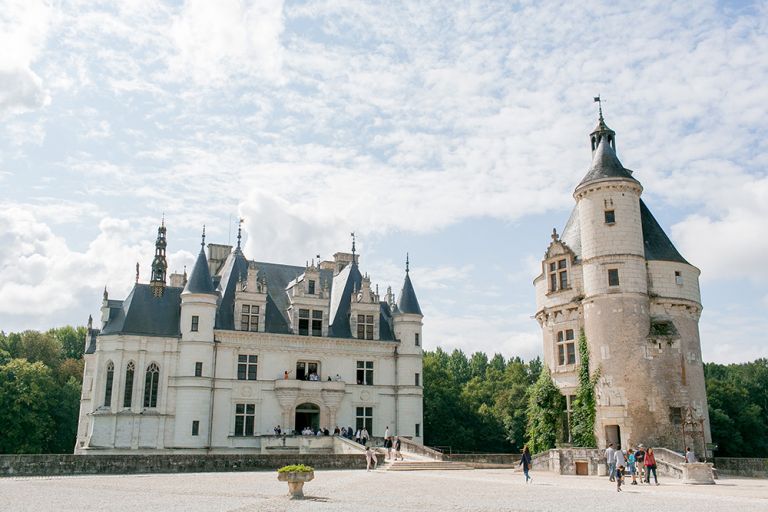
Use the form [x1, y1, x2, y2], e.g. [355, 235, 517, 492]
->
[398, 437, 444, 460]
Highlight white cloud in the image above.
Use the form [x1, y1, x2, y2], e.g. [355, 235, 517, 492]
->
[168, 0, 285, 86]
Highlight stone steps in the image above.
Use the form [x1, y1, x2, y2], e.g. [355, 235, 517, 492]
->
[386, 460, 475, 471]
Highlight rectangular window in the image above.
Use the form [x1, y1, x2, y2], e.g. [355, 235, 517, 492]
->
[557, 330, 576, 365]
[234, 403, 256, 436]
[192, 420, 199, 436]
[550, 273, 557, 292]
[608, 269, 620, 286]
[356, 360, 374, 385]
[669, 407, 683, 426]
[675, 271, 683, 286]
[298, 308, 310, 336]
[604, 210, 615, 224]
[357, 314, 374, 340]
[415, 333, 420, 346]
[549, 259, 567, 292]
[355, 406, 373, 434]
[308, 279, 315, 295]
[296, 361, 319, 380]
[195, 362, 203, 377]
[415, 372, 420, 386]
[237, 354, 258, 381]
[559, 271, 568, 289]
[415, 423, 420, 437]
[312, 310, 323, 336]
[240, 304, 259, 331]
[191, 315, 199, 332]
[298, 309, 322, 336]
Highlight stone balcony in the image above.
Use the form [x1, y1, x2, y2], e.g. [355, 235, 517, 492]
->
[274, 379, 346, 393]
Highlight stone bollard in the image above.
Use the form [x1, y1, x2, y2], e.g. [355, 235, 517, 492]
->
[682, 463, 715, 485]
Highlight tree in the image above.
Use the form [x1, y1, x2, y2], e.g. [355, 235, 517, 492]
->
[49, 326, 88, 360]
[469, 352, 488, 380]
[525, 368, 565, 454]
[448, 349, 471, 385]
[17, 330, 62, 369]
[0, 359, 58, 453]
[571, 330, 598, 447]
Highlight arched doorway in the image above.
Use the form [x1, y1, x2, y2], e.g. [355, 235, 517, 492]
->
[295, 403, 320, 432]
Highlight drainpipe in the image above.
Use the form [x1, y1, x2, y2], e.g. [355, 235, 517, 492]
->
[394, 344, 399, 436]
[207, 337, 219, 452]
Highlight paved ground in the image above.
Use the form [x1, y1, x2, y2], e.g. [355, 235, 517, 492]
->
[1, 469, 766, 512]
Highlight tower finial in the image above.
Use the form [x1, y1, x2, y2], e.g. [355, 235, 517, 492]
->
[201, 225, 206, 248]
[551, 228, 559, 241]
[406, 252, 410, 273]
[236, 218, 243, 250]
[136, 262, 140, 283]
[594, 94, 604, 122]
[351, 232, 356, 257]
[161, 212, 165, 228]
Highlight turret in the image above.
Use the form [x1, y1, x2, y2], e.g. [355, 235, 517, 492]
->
[150, 218, 168, 297]
[180, 227, 218, 342]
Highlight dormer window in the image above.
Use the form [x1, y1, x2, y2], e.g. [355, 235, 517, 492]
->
[240, 304, 259, 331]
[298, 309, 323, 336]
[548, 259, 569, 292]
[308, 279, 316, 295]
[357, 314, 374, 340]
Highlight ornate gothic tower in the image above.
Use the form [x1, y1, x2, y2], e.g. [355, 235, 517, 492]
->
[150, 219, 168, 297]
[534, 107, 711, 452]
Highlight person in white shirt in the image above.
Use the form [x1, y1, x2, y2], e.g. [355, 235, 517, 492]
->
[685, 447, 697, 463]
[605, 443, 616, 482]
[614, 447, 626, 471]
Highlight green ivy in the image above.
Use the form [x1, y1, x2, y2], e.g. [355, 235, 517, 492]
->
[571, 330, 599, 447]
[525, 367, 565, 454]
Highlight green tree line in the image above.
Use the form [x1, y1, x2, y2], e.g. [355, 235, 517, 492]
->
[1, 326, 766, 457]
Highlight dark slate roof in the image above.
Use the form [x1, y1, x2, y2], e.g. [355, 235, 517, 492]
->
[328, 263, 363, 338]
[84, 328, 99, 354]
[215, 250, 250, 329]
[378, 302, 395, 340]
[561, 206, 582, 259]
[101, 284, 182, 337]
[397, 273, 422, 316]
[577, 137, 639, 188]
[184, 249, 216, 295]
[640, 199, 689, 264]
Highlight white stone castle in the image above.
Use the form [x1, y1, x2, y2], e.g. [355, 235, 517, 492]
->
[534, 107, 712, 451]
[75, 227, 423, 453]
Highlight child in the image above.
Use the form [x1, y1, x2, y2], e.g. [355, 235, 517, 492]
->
[627, 449, 637, 485]
[616, 465, 625, 492]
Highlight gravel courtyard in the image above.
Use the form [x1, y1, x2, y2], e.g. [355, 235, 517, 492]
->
[1, 469, 766, 512]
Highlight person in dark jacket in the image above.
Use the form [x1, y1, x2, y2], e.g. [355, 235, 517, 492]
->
[520, 446, 532, 483]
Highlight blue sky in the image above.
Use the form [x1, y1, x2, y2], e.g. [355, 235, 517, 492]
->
[1, 0, 767, 363]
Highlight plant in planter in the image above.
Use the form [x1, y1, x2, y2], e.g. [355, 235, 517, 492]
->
[277, 464, 315, 499]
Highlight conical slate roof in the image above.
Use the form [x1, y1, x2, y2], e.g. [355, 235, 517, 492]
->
[183, 248, 216, 294]
[577, 136, 638, 188]
[397, 273, 422, 316]
[640, 199, 689, 264]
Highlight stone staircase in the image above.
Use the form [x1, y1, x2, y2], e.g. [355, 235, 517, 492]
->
[385, 459, 474, 471]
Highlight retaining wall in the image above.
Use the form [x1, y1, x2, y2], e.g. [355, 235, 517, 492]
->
[0, 453, 366, 478]
[714, 457, 768, 478]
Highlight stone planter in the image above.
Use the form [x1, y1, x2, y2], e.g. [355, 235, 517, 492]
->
[277, 471, 315, 499]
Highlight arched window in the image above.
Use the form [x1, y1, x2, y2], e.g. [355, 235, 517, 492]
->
[104, 361, 115, 407]
[123, 361, 135, 408]
[144, 362, 160, 408]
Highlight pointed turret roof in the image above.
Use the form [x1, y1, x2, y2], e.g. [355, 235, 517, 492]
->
[397, 255, 422, 316]
[214, 248, 249, 328]
[640, 200, 689, 264]
[578, 136, 638, 188]
[328, 260, 363, 337]
[184, 248, 216, 294]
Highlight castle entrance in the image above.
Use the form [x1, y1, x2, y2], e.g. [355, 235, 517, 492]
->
[295, 403, 320, 432]
[605, 425, 621, 448]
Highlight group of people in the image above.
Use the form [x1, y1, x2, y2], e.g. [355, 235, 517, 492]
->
[607, 443, 697, 491]
[365, 426, 404, 471]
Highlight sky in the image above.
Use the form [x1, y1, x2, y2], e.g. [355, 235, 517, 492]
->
[1, 0, 767, 364]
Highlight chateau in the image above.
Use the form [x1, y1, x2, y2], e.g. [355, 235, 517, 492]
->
[75, 227, 423, 453]
[534, 109, 711, 451]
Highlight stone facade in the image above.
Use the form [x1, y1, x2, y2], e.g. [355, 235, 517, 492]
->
[76, 229, 424, 454]
[534, 113, 711, 453]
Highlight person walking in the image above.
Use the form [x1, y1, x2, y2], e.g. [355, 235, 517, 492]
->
[635, 444, 646, 482]
[685, 446, 697, 463]
[627, 448, 637, 485]
[361, 427, 370, 446]
[605, 443, 616, 482]
[520, 446, 533, 483]
[644, 447, 659, 485]
[616, 465, 625, 492]
[365, 446, 377, 471]
[384, 426, 392, 459]
[613, 446, 626, 478]
[355, 428, 362, 444]
[394, 436, 403, 461]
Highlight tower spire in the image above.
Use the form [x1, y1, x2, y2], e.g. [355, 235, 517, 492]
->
[150, 218, 168, 297]
[201, 225, 206, 248]
[351, 232, 356, 258]
[590, 95, 616, 153]
[236, 218, 243, 251]
[406, 252, 410, 273]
